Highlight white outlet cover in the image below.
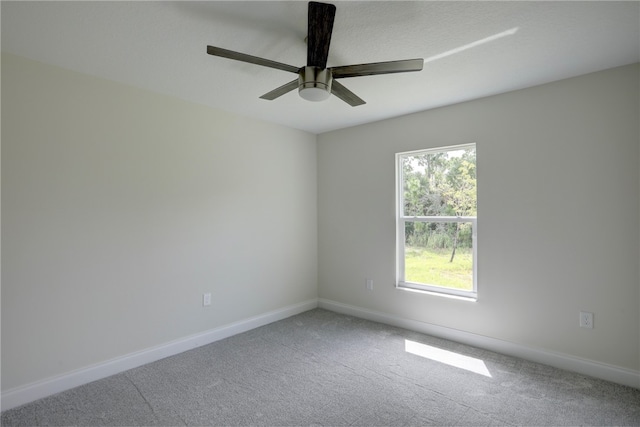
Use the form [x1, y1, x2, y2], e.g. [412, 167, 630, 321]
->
[365, 279, 373, 291]
[203, 293, 212, 307]
[579, 311, 593, 329]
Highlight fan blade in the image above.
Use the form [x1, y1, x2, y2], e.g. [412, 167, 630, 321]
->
[331, 58, 424, 78]
[207, 46, 299, 74]
[307, 2, 336, 69]
[331, 80, 365, 106]
[260, 79, 299, 100]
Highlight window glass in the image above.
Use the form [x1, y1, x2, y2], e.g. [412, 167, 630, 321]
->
[397, 144, 477, 298]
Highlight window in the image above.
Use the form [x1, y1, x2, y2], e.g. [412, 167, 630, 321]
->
[396, 144, 477, 299]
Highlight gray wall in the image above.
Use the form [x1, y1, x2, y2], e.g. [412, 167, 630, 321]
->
[317, 63, 640, 372]
[1, 54, 318, 391]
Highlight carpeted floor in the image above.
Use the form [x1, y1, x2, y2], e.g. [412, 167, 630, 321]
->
[2, 308, 640, 426]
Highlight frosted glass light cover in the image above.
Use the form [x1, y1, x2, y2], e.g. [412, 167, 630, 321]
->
[299, 86, 331, 102]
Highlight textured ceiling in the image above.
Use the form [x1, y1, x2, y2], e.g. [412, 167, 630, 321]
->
[2, 1, 639, 134]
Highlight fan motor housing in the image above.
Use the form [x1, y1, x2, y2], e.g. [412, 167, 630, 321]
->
[298, 66, 332, 101]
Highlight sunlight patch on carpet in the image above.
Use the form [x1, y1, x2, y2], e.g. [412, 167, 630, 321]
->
[405, 340, 492, 377]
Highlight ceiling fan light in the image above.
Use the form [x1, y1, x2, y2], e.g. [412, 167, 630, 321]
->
[299, 86, 331, 102]
[298, 66, 332, 102]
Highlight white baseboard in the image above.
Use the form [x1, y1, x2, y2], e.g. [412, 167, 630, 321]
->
[318, 298, 640, 390]
[1, 299, 318, 411]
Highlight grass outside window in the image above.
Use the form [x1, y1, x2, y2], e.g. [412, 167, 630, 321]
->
[404, 246, 473, 291]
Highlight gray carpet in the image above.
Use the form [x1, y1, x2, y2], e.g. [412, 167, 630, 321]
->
[2, 308, 640, 426]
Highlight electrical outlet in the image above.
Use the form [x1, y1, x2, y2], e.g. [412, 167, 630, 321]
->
[365, 279, 374, 291]
[579, 311, 593, 329]
[203, 293, 211, 307]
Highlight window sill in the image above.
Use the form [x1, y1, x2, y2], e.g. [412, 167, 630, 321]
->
[395, 284, 477, 302]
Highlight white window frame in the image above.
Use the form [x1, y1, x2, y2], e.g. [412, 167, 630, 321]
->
[395, 144, 477, 300]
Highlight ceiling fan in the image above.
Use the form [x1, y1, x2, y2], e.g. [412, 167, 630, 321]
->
[206, 1, 424, 106]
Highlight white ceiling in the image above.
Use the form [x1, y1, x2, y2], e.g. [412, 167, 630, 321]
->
[2, 1, 639, 134]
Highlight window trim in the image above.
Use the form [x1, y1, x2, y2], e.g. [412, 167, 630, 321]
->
[395, 145, 477, 299]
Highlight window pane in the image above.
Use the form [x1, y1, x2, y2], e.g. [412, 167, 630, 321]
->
[404, 221, 473, 291]
[401, 147, 476, 217]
